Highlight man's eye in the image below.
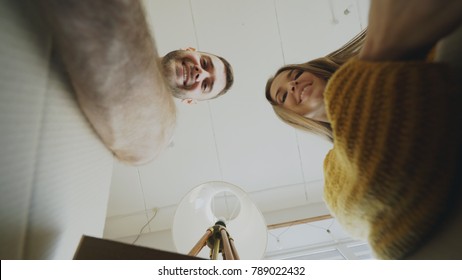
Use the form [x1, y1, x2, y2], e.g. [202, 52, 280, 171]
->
[202, 81, 208, 92]
[201, 58, 208, 69]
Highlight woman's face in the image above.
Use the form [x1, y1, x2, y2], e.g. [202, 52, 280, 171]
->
[269, 69, 328, 122]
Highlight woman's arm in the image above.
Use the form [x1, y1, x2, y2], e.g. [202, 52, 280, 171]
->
[38, 0, 176, 165]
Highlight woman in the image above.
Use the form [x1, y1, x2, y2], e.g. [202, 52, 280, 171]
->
[265, 2, 462, 259]
[265, 30, 366, 142]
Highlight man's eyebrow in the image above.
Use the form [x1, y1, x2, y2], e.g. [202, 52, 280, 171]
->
[209, 81, 214, 93]
[208, 56, 214, 70]
[205, 56, 215, 93]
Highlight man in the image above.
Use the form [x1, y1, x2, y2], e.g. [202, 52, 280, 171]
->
[39, 1, 234, 165]
[38, 0, 177, 165]
[161, 48, 234, 104]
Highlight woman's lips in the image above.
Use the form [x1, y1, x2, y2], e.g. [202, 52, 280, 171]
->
[299, 82, 313, 103]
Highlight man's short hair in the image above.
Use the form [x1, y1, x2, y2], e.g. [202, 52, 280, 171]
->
[212, 55, 234, 99]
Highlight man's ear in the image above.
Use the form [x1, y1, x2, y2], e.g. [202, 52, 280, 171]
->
[181, 98, 197, 105]
[182, 47, 196, 52]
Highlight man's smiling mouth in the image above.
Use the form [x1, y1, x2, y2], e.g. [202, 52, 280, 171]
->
[182, 64, 187, 86]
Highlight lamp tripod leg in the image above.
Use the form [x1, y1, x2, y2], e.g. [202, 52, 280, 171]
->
[211, 238, 221, 260]
[229, 238, 240, 260]
[188, 229, 212, 257]
[220, 228, 234, 260]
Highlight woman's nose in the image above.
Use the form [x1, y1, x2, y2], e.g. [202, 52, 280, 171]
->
[288, 80, 298, 93]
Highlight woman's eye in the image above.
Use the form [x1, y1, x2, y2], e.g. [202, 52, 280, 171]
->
[281, 92, 287, 103]
[202, 81, 208, 92]
[294, 70, 303, 80]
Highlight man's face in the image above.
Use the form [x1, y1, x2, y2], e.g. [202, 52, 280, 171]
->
[161, 50, 227, 102]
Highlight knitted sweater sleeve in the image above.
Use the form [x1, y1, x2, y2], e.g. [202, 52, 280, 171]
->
[323, 59, 461, 259]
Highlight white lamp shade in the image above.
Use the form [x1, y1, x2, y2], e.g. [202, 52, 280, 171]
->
[172, 181, 267, 259]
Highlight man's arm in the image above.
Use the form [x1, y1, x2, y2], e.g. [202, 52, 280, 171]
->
[38, 0, 176, 165]
[359, 0, 462, 61]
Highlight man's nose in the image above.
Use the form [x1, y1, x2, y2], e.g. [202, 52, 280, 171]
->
[192, 65, 208, 81]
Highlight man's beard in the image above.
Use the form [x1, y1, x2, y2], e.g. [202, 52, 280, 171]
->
[161, 50, 187, 99]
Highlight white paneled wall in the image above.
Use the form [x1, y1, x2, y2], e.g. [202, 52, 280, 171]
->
[1, 0, 114, 259]
[0, 0, 51, 259]
[104, 0, 370, 259]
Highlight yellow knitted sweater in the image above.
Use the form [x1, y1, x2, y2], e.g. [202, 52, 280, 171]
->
[323, 59, 462, 259]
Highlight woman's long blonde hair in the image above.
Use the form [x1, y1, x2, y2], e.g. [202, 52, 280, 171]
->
[265, 29, 367, 142]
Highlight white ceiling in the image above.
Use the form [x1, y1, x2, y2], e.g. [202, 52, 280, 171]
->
[103, 0, 371, 259]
